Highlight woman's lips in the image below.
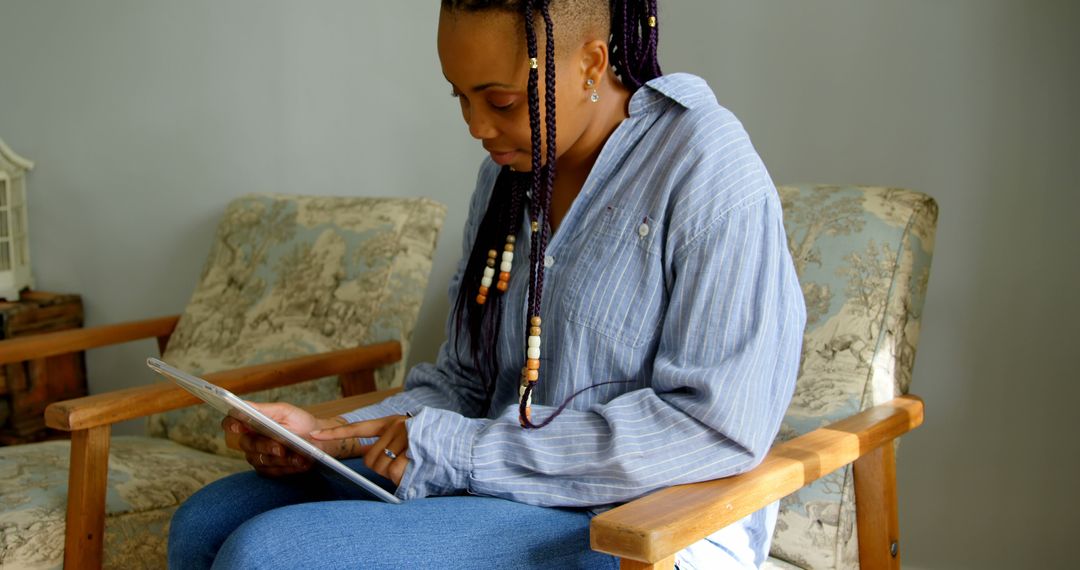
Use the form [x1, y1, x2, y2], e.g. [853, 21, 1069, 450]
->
[489, 150, 518, 166]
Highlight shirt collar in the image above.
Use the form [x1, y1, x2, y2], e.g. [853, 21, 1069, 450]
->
[628, 73, 717, 116]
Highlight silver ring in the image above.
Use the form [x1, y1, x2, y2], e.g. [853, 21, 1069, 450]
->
[383, 448, 398, 460]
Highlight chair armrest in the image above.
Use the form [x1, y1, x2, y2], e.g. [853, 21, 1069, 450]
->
[44, 341, 402, 431]
[303, 388, 402, 418]
[590, 395, 924, 564]
[0, 315, 180, 365]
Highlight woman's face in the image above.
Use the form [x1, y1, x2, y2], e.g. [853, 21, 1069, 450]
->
[437, 8, 595, 172]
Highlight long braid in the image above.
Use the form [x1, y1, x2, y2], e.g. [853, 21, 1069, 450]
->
[609, 0, 662, 90]
[518, 0, 560, 428]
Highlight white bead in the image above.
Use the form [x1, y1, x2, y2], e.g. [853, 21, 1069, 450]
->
[544, 255, 555, 268]
[480, 276, 492, 288]
[527, 336, 541, 348]
[527, 347, 541, 359]
[502, 251, 514, 263]
[500, 261, 513, 272]
[519, 384, 527, 398]
[483, 267, 495, 279]
[638, 223, 650, 237]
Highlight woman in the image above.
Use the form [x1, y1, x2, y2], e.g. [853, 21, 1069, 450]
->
[168, 1, 805, 568]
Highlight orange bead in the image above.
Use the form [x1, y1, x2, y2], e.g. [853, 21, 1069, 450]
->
[527, 359, 540, 370]
[479, 286, 489, 296]
[476, 294, 487, 305]
[496, 281, 509, 292]
[526, 369, 539, 381]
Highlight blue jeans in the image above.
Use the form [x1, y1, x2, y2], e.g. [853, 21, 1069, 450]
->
[168, 458, 619, 569]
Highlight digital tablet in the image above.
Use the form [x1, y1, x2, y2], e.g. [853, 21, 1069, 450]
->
[146, 357, 402, 504]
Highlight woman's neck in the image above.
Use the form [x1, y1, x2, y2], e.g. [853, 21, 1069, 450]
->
[549, 77, 633, 233]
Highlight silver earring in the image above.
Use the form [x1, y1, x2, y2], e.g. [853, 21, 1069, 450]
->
[587, 79, 600, 103]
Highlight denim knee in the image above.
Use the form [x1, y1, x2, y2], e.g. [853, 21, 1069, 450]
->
[168, 493, 219, 570]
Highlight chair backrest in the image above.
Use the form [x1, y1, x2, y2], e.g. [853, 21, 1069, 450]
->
[770, 185, 938, 569]
[147, 193, 446, 456]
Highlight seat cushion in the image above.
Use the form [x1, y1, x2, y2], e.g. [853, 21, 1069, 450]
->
[0, 436, 245, 569]
[147, 194, 446, 456]
[770, 185, 937, 569]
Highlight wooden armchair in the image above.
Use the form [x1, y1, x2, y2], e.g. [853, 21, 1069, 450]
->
[0, 193, 447, 569]
[0, 317, 400, 569]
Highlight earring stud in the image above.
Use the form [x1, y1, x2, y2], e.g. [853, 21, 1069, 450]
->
[587, 79, 600, 103]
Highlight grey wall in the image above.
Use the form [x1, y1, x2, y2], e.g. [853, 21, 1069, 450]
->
[1, 1, 1076, 568]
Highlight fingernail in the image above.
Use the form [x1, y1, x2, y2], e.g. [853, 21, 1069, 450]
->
[291, 456, 302, 466]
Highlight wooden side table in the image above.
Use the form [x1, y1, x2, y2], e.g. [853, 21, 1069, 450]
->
[0, 290, 87, 445]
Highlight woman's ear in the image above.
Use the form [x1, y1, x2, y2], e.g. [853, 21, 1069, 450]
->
[578, 39, 609, 89]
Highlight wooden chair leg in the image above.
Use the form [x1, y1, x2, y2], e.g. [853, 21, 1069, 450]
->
[620, 555, 675, 570]
[853, 442, 901, 570]
[64, 425, 111, 570]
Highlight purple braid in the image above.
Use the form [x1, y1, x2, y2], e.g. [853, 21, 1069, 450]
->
[609, 0, 662, 90]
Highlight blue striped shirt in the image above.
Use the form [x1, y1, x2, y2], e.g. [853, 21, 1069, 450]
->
[342, 73, 806, 568]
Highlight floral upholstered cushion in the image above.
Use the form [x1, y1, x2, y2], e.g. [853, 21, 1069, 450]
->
[0, 436, 246, 570]
[769, 185, 937, 569]
[147, 194, 446, 456]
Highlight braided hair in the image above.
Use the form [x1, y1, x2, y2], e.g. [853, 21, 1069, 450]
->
[443, 0, 662, 427]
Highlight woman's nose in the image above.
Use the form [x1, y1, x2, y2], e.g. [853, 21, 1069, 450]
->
[466, 110, 497, 140]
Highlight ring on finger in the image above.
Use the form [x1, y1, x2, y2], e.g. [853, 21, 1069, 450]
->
[256, 454, 265, 466]
[383, 448, 398, 460]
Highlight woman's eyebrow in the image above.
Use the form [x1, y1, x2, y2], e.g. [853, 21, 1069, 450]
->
[469, 82, 519, 92]
[444, 75, 519, 93]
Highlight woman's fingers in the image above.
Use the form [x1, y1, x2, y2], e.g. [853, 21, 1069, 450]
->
[387, 454, 408, 486]
[367, 428, 407, 475]
[309, 417, 389, 441]
[248, 452, 313, 477]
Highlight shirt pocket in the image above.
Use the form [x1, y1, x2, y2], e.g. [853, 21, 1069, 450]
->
[561, 206, 666, 348]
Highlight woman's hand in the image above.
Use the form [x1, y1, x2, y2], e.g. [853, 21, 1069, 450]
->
[311, 415, 411, 486]
[222, 402, 348, 478]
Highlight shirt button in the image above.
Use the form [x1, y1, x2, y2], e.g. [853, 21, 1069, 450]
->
[638, 223, 650, 237]
[544, 255, 555, 268]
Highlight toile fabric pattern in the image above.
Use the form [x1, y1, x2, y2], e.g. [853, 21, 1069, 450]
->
[0, 193, 446, 569]
[0, 437, 246, 570]
[147, 193, 447, 456]
[767, 184, 938, 570]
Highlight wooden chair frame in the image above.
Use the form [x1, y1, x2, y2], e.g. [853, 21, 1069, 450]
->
[4, 316, 922, 570]
[0, 315, 401, 570]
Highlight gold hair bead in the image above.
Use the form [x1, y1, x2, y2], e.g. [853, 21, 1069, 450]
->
[648, 16, 657, 28]
[531, 221, 539, 232]
[530, 316, 542, 326]
[529, 57, 538, 69]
